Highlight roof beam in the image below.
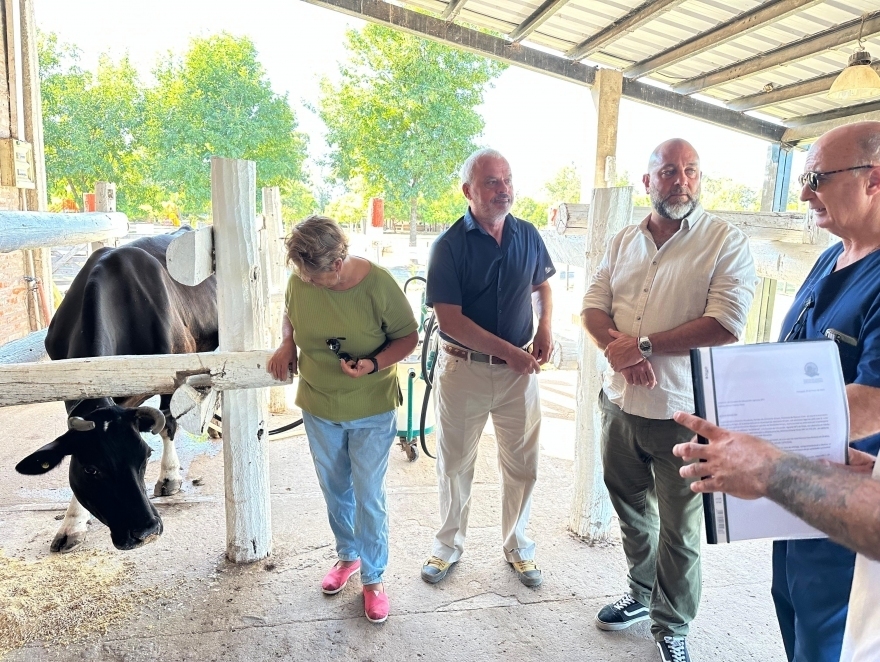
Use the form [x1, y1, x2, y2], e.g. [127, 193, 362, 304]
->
[298, 0, 786, 142]
[726, 62, 880, 111]
[620, 79, 784, 142]
[784, 99, 880, 128]
[782, 108, 880, 145]
[509, 0, 572, 43]
[566, 0, 686, 61]
[440, 0, 467, 21]
[673, 10, 880, 95]
[625, 0, 824, 79]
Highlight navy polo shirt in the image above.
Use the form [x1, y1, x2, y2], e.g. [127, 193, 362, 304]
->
[426, 210, 556, 349]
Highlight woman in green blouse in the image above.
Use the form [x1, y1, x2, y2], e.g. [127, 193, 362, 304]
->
[268, 216, 418, 624]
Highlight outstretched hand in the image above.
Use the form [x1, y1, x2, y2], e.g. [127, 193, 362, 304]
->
[672, 411, 784, 499]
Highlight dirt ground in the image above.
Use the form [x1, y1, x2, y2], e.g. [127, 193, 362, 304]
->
[0, 370, 786, 662]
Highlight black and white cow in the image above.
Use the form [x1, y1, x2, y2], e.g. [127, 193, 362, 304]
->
[16, 227, 217, 552]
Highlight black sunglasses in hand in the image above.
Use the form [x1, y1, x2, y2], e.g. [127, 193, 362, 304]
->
[326, 337, 355, 364]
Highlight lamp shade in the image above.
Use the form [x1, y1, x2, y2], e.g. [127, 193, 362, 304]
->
[828, 51, 880, 101]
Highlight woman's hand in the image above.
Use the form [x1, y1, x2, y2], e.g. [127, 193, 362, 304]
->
[339, 358, 377, 378]
[268, 340, 297, 380]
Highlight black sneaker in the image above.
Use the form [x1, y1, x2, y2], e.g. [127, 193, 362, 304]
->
[657, 636, 690, 662]
[595, 594, 650, 630]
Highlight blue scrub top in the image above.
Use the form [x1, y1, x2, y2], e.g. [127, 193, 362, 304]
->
[426, 210, 556, 349]
[779, 242, 880, 453]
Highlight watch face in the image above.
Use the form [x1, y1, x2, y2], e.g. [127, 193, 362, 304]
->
[639, 340, 651, 351]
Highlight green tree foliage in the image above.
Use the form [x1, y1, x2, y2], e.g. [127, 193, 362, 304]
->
[418, 181, 464, 229]
[543, 164, 581, 204]
[144, 33, 309, 215]
[700, 176, 760, 211]
[281, 180, 319, 227]
[512, 196, 548, 226]
[39, 33, 146, 214]
[39, 31, 311, 220]
[318, 25, 506, 245]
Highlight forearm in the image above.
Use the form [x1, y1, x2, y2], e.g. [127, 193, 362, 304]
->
[279, 315, 296, 349]
[434, 304, 519, 359]
[765, 454, 880, 561]
[374, 331, 418, 370]
[848, 383, 880, 442]
[532, 282, 552, 332]
[650, 316, 736, 355]
[582, 308, 617, 351]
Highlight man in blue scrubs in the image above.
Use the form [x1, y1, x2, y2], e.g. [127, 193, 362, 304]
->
[771, 121, 880, 662]
[675, 121, 880, 662]
[421, 148, 555, 587]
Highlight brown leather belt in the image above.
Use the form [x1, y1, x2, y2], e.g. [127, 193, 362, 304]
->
[441, 342, 507, 365]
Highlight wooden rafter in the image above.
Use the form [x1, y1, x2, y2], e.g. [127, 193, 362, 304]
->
[566, 0, 686, 62]
[509, 0, 572, 43]
[673, 10, 880, 95]
[625, 0, 824, 79]
[440, 0, 467, 21]
[727, 63, 880, 111]
[298, 0, 786, 142]
[785, 99, 880, 128]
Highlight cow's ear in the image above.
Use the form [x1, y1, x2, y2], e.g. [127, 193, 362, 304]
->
[15, 434, 75, 475]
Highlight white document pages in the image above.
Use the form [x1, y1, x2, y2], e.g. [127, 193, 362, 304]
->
[691, 340, 849, 543]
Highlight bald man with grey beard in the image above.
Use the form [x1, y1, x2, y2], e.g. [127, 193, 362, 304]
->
[581, 139, 757, 662]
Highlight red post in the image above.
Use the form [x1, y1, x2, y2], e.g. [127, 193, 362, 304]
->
[368, 197, 384, 228]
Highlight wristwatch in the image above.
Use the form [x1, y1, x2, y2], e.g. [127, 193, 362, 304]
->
[366, 357, 379, 374]
[638, 336, 653, 359]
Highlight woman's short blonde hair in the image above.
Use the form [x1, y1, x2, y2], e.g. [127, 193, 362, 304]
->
[285, 215, 349, 275]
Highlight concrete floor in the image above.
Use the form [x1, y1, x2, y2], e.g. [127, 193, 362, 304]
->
[0, 370, 787, 661]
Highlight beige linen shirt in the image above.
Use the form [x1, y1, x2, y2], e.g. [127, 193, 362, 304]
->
[582, 205, 756, 420]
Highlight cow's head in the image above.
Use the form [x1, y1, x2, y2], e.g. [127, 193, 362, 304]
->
[16, 405, 166, 550]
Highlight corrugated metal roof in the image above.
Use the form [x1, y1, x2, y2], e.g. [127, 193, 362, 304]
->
[394, 0, 880, 136]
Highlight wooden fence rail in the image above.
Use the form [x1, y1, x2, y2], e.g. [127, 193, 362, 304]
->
[0, 211, 128, 253]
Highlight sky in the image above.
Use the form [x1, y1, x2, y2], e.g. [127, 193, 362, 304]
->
[35, 0, 803, 200]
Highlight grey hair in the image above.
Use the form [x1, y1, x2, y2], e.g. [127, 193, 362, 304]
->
[284, 215, 349, 275]
[459, 148, 507, 186]
[858, 130, 880, 164]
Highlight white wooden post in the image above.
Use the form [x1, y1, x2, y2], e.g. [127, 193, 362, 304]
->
[569, 186, 633, 542]
[95, 181, 116, 212]
[88, 181, 116, 252]
[212, 157, 272, 563]
[261, 186, 288, 413]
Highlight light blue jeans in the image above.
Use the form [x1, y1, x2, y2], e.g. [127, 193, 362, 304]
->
[301, 409, 397, 585]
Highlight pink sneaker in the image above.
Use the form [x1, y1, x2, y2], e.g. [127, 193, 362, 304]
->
[321, 560, 361, 595]
[364, 588, 389, 624]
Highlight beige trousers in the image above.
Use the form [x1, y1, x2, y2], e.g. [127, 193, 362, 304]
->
[430, 350, 542, 563]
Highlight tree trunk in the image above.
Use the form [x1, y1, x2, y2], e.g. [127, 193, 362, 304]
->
[409, 197, 418, 249]
[66, 178, 81, 208]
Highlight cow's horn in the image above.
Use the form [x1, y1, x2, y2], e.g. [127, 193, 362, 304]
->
[68, 417, 96, 432]
[135, 407, 166, 435]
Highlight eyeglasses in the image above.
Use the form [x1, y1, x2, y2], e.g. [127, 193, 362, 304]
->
[783, 295, 814, 342]
[797, 165, 877, 192]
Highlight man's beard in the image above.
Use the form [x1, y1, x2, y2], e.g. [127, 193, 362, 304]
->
[650, 186, 699, 221]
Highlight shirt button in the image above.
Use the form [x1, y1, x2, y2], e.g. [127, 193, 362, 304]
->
[636, 316, 641, 320]
[652, 261, 657, 265]
[643, 288, 648, 292]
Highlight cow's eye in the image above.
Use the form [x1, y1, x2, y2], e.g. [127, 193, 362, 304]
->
[83, 466, 99, 476]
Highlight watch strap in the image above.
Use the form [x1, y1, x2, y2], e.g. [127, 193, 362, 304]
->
[367, 357, 379, 374]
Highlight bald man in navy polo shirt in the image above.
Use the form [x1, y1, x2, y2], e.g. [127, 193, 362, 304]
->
[420, 148, 556, 587]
